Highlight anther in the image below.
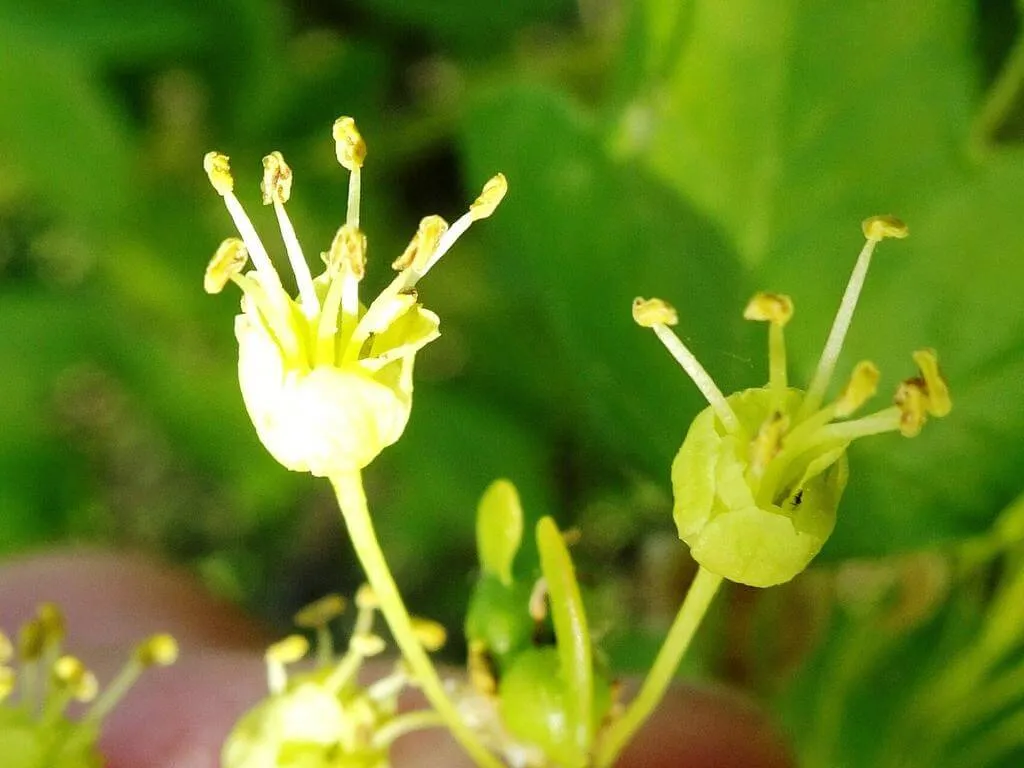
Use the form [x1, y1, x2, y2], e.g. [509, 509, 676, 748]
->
[333, 116, 367, 171]
[135, 634, 179, 668]
[749, 412, 789, 476]
[351, 634, 387, 657]
[355, 584, 379, 611]
[19, 619, 44, 661]
[469, 174, 508, 221]
[203, 151, 234, 196]
[862, 215, 909, 241]
[895, 379, 928, 437]
[913, 349, 951, 417]
[410, 618, 447, 652]
[393, 216, 448, 272]
[632, 297, 678, 327]
[294, 594, 347, 629]
[325, 225, 367, 279]
[744, 292, 794, 326]
[266, 635, 309, 665]
[53, 655, 98, 702]
[0, 667, 13, 702]
[835, 361, 881, 418]
[260, 151, 293, 205]
[204, 238, 249, 294]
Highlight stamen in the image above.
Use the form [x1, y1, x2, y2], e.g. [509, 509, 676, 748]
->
[52, 656, 97, 704]
[372, 710, 447, 749]
[529, 577, 549, 622]
[262, 152, 319, 317]
[135, 634, 179, 668]
[333, 117, 366, 228]
[913, 349, 951, 417]
[0, 631, 12, 664]
[84, 634, 177, 724]
[749, 411, 789, 479]
[323, 632, 385, 693]
[0, 666, 13, 703]
[744, 292, 793, 403]
[395, 174, 507, 291]
[264, 635, 309, 696]
[354, 584, 379, 637]
[295, 594, 347, 666]
[633, 297, 740, 434]
[203, 152, 282, 291]
[204, 238, 249, 294]
[799, 215, 908, 420]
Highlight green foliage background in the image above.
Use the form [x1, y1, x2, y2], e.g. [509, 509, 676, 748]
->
[2, 0, 1024, 765]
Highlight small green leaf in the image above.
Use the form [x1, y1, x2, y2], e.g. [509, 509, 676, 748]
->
[536, 516, 593, 765]
[477, 479, 524, 586]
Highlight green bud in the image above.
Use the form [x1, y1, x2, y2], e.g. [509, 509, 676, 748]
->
[476, 479, 524, 586]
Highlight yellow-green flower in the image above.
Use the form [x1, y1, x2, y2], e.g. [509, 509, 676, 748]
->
[0, 603, 177, 768]
[204, 117, 506, 477]
[223, 588, 447, 768]
[635, 216, 951, 587]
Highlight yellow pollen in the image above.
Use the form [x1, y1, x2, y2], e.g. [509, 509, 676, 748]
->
[913, 349, 952, 417]
[744, 292, 794, 326]
[205, 238, 250, 294]
[632, 296, 678, 327]
[862, 214, 909, 241]
[53, 655, 96, 701]
[333, 116, 367, 171]
[393, 215, 449, 272]
[410, 618, 447, 652]
[294, 594, 347, 629]
[261, 151, 293, 205]
[835, 361, 881, 417]
[135, 634, 179, 667]
[469, 173, 508, 221]
[203, 151, 234, 195]
[749, 411, 789, 475]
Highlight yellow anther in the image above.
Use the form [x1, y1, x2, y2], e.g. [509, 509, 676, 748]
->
[325, 225, 367, 279]
[265, 635, 310, 665]
[333, 116, 367, 171]
[469, 173, 508, 221]
[467, 641, 497, 695]
[203, 151, 234, 196]
[862, 214, 909, 241]
[53, 655, 98, 701]
[19, 619, 44, 661]
[0, 667, 14, 701]
[895, 379, 928, 437]
[294, 594, 347, 629]
[393, 215, 449, 272]
[410, 618, 447, 652]
[135, 634, 179, 667]
[351, 633, 387, 657]
[744, 292, 794, 326]
[205, 238, 249, 294]
[0, 631, 12, 664]
[749, 411, 789, 475]
[913, 349, 951, 417]
[632, 296, 678, 327]
[835, 361, 881, 418]
[261, 151, 293, 205]
[355, 584, 379, 610]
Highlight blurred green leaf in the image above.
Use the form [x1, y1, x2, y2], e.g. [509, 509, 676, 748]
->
[462, 84, 750, 473]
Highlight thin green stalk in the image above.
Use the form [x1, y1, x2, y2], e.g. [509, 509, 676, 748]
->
[330, 471, 501, 768]
[595, 567, 723, 767]
[970, 29, 1024, 158]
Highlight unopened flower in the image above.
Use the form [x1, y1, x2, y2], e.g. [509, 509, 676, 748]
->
[0, 603, 176, 768]
[204, 118, 507, 476]
[635, 216, 951, 587]
[223, 587, 448, 768]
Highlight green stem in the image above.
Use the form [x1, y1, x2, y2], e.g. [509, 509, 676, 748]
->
[595, 567, 723, 767]
[330, 471, 501, 768]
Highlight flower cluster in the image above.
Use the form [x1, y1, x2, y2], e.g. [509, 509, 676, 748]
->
[204, 117, 506, 477]
[223, 588, 448, 768]
[0, 603, 177, 768]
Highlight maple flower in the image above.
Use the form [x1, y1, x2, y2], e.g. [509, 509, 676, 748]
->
[204, 117, 506, 476]
[0, 603, 176, 768]
[222, 588, 448, 768]
[634, 216, 951, 587]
